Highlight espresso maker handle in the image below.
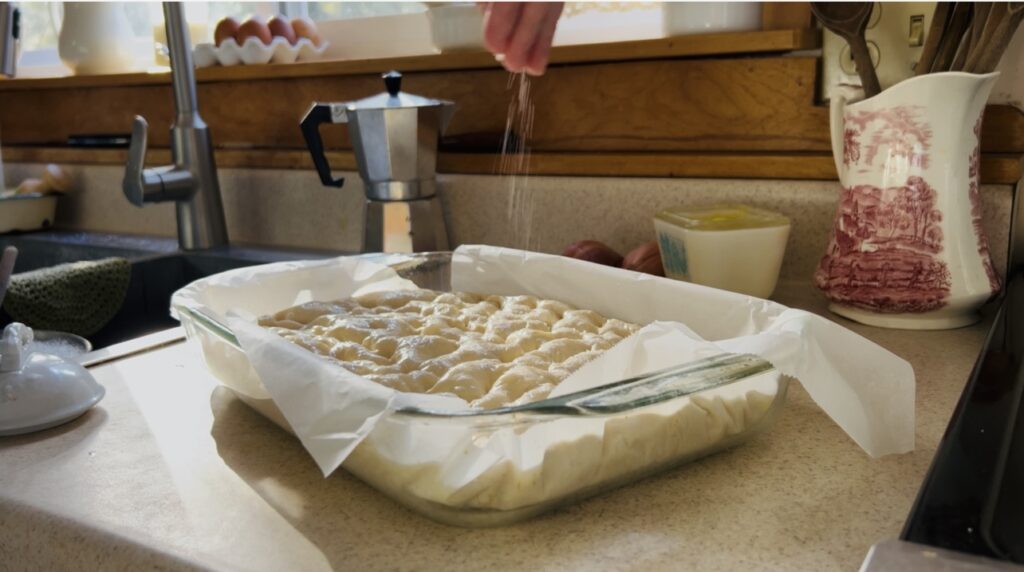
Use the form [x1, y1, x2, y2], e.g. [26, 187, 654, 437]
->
[300, 102, 345, 188]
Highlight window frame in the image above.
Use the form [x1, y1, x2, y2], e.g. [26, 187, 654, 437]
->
[13, 1, 430, 78]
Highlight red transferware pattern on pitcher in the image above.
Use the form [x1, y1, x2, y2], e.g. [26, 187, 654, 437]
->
[815, 177, 951, 313]
[816, 73, 1001, 330]
[843, 106, 933, 170]
[968, 117, 1001, 295]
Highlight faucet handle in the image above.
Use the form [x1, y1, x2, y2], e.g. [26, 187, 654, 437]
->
[123, 115, 194, 207]
[123, 115, 151, 207]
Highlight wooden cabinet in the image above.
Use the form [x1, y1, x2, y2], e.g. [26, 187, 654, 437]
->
[0, 28, 1020, 182]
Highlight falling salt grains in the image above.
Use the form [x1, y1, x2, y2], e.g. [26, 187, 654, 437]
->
[498, 72, 537, 251]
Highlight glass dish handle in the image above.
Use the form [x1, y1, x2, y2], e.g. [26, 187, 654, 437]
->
[534, 353, 775, 415]
[409, 353, 776, 417]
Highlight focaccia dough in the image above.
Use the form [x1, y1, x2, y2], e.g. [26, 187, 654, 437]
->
[259, 289, 641, 408]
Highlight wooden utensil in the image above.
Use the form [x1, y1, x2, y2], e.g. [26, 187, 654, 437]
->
[964, 2, 1009, 72]
[966, 2, 1024, 73]
[916, 2, 952, 75]
[971, 2, 993, 49]
[811, 2, 881, 97]
[930, 3, 973, 73]
[950, 4, 976, 71]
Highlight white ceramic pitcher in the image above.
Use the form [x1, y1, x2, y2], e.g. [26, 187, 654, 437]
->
[814, 72, 1001, 330]
[54, 2, 137, 75]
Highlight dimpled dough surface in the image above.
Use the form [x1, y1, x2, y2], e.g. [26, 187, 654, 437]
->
[259, 289, 642, 408]
[253, 287, 779, 516]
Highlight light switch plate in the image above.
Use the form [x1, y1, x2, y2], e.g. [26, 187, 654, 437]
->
[821, 2, 936, 101]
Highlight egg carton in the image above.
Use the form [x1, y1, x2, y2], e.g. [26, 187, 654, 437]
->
[194, 37, 329, 67]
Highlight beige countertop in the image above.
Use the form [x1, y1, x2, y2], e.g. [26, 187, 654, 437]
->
[0, 281, 993, 571]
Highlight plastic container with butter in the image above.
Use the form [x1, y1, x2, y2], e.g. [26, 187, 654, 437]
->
[654, 204, 790, 299]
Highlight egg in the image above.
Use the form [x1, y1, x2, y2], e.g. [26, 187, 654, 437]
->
[291, 16, 321, 47]
[267, 15, 296, 45]
[213, 17, 240, 46]
[236, 16, 272, 46]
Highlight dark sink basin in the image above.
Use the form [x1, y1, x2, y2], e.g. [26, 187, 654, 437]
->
[0, 231, 179, 272]
[98, 247, 339, 348]
[0, 231, 343, 349]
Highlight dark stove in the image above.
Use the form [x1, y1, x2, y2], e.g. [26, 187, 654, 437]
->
[891, 270, 1024, 567]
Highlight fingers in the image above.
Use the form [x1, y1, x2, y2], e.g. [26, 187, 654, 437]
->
[482, 3, 523, 56]
[482, 2, 563, 76]
[525, 2, 562, 75]
[501, 3, 556, 75]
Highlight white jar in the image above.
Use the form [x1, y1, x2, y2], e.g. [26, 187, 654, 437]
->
[56, 2, 138, 75]
[663, 2, 763, 36]
[426, 3, 485, 52]
[654, 204, 790, 299]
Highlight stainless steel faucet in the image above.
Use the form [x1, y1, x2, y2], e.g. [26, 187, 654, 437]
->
[123, 2, 228, 250]
[0, 3, 19, 78]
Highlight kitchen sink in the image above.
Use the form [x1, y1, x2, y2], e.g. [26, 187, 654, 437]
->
[0, 231, 179, 272]
[0, 231, 342, 349]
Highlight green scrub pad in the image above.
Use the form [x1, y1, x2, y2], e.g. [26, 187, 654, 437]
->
[3, 257, 131, 337]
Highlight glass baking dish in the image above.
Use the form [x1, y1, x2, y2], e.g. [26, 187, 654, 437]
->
[172, 251, 789, 527]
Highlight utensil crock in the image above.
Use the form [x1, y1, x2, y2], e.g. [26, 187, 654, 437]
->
[815, 72, 1001, 329]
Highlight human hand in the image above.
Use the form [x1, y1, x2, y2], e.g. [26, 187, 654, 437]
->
[480, 2, 564, 76]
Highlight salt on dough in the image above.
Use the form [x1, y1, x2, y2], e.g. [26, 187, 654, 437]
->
[249, 287, 780, 522]
[259, 289, 642, 408]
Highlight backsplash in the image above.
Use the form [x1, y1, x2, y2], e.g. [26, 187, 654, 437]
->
[4, 162, 1014, 282]
[441, 174, 1013, 282]
[5, 163, 365, 253]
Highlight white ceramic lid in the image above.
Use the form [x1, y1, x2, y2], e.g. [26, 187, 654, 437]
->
[0, 323, 104, 436]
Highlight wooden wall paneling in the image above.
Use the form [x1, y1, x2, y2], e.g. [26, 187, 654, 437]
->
[514, 57, 828, 152]
[0, 49, 1019, 163]
[982, 105, 1024, 153]
[439, 151, 845, 179]
[762, 3, 813, 31]
[0, 57, 833, 153]
[196, 74, 382, 150]
[439, 152, 1023, 184]
[292, 57, 831, 153]
[0, 85, 174, 146]
[4, 146, 1019, 185]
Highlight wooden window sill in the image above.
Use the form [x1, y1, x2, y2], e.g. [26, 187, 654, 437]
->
[0, 29, 819, 91]
[5, 146, 1020, 185]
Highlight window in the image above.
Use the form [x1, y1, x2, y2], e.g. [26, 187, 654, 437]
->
[18, 2, 426, 47]
[13, 1, 665, 78]
[17, 3, 57, 52]
[303, 2, 425, 21]
[14, 2, 429, 77]
[555, 2, 664, 45]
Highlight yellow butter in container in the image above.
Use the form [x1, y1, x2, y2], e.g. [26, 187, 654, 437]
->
[654, 204, 790, 298]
